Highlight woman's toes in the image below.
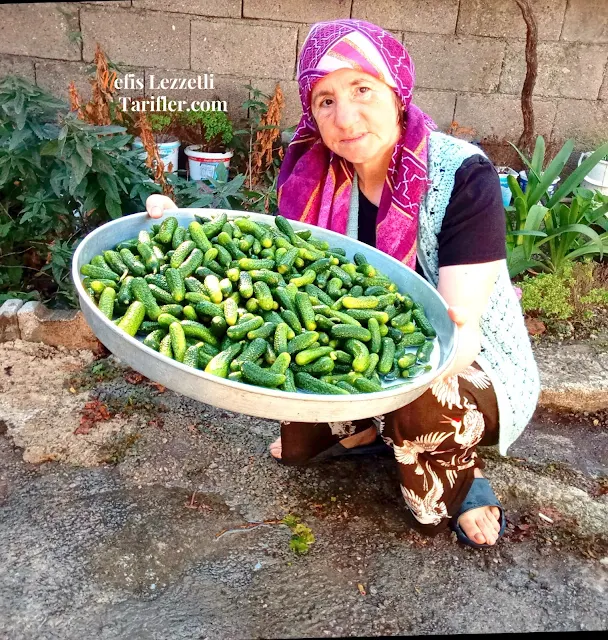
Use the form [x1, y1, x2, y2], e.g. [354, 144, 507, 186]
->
[269, 437, 282, 459]
[477, 515, 498, 545]
[458, 513, 485, 544]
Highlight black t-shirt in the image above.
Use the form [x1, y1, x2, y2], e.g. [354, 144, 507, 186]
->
[357, 155, 506, 277]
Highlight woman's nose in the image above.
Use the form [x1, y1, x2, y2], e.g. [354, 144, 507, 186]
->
[333, 100, 359, 130]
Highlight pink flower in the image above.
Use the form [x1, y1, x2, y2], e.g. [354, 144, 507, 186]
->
[513, 286, 522, 301]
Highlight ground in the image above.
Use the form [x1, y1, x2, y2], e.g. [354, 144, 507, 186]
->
[0, 340, 607, 638]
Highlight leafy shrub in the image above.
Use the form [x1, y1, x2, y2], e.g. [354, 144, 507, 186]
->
[176, 109, 233, 152]
[520, 259, 608, 323]
[0, 76, 159, 306]
[506, 135, 608, 277]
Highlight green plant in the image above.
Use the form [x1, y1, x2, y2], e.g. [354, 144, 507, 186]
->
[505, 135, 608, 277]
[282, 514, 315, 555]
[167, 162, 246, 209]
[521, 259, 608, 323]
[0, 76, 159, 307]
[177, 109, 233, 152]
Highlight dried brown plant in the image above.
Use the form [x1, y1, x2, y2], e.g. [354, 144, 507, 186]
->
[250, 83, 284, 186]
[136, 111, 173, 197]
[68, 81, 83, 119]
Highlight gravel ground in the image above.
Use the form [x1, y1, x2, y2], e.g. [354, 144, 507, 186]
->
[1, 340, 607, 639]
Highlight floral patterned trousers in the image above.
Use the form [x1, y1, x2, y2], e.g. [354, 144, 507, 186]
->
[279, 364, 499, 534]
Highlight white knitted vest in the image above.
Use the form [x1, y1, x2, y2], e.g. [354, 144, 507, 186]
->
[352, 131, 540, 455]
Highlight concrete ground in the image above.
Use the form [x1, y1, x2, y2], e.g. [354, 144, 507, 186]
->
[0, 340, 607, 639]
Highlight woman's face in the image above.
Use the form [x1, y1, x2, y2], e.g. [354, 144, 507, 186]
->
[310, 68, 402, 165]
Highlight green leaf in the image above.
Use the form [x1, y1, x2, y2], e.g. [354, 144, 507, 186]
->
[506, 230, 548, 238]
[105, 194, 122, 220]
[507, 245, 546, 278]
[69, 153, 88, 193]
[40, 140, 60, 156]
[527, 139, 573, 206]
[536, 223, 604, 260]
[76, 140, 93, 167]
[523, 204, 548, 259]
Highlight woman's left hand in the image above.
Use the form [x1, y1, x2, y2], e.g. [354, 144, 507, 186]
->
[436, 305, 480, 383]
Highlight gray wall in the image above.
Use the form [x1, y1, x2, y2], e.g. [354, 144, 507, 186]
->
[0, 1, 607, 148]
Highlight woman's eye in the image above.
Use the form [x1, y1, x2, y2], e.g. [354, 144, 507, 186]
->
[358, 86, 370, 94]
[321, 98, 333, 107]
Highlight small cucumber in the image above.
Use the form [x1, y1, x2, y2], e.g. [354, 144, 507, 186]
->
[295, 291, 316, 331]
[344, 339, 370, 373]
[294, 372, 349, 395]
[80, 264, 120, 281]
[378, 337, 396, 374]
[188, 221, 212, 252]
[241, 362, 286, 388]
[143, 329, 166, 351]
[226, 316, 264, 340]
[399, 332, 426, 348]
[170, 240, 196, 270]
[117, 301, 146, 336]
[98, 287, 116, 320]
[368, 318, 382, 354]
[330, 324, 371, 342]
[295, 346, 334, 366]
[156, 217, 178, 244]
[204, 275, 223, 304]
[130, 277, 162, 321]
[412, 308, 437, 338]
[119, 248, 147, 277]
[286, 331, 319, 355]
[417, 340, 434, 363]
[205, 342, 243, 378]
[180, 320, 220, 346]
[169, 322, 187, 363]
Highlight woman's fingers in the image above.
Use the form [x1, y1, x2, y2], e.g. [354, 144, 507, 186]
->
[447, 306, 469, 327]
[146, 194, 177, 218]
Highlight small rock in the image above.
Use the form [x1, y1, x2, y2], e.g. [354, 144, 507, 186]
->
[599, 557, 608, 566]
[369, 586, 378, 595]
[209, 462, 218, 469]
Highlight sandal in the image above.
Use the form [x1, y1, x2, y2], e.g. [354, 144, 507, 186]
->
[450, 477, 506, 549]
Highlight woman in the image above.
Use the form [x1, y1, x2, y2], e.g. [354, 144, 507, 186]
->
[146, 19, 540, 548]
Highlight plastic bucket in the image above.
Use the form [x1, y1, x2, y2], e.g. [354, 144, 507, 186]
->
[132, 138, 180, 173]
[497, 167, 518, 207]
[184, 145, 233, 181]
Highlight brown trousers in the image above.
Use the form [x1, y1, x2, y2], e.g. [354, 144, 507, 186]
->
[279, 364, 499, 534]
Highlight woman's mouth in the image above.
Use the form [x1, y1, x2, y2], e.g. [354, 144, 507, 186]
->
[341, 133, 367, 144]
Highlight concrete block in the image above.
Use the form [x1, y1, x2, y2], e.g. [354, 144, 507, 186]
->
[244, 0, 351, 24]
[561, 0, 608, 44]
[191, 20, 298, 80]
[352, 0, 459, 35]
[457, 0, 567, 41]
[535, 341, 608, 413]
[35, 60, 145, 102]
[0, 300, 24, 343]
[552, 99, 608, 149]
[403, 33, 505, 93]
[500, 41, 608, 100]
[132, 0, 241, 17]
[453, 93, 557, 141]
[17, 302, 99, 351]
[0, 55, 35, 83]
[249, 78, 302, 128]
[81, 6, 190, 69]
[143, 69, 252, 122]
[413, 89, 456, 132]
[0, 3, 81, 61]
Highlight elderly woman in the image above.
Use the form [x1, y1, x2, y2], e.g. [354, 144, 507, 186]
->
[146, 19, 540, 548]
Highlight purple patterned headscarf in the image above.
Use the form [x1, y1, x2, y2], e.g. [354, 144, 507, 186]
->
[277, 19, 436, 269]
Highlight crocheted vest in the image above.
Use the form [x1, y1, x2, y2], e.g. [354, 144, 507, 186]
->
[350, 131, 540, 455]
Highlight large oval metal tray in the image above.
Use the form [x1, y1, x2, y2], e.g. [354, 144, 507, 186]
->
[72, 209, 457, 422]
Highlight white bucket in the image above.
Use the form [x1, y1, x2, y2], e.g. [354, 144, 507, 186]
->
[582, 176, 608, 196]
[578, 152, 608, 188]
[184, 145, 233, 181]
[132, 138, 180, 173]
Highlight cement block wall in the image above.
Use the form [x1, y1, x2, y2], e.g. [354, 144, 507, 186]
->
[0, 0, 606, 147]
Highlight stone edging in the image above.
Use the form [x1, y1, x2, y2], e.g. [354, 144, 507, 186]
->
[0, 299, 99, 351]
[2, 298, 608, 414]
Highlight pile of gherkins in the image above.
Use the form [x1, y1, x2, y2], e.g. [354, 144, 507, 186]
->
[79, 214, 437, 395]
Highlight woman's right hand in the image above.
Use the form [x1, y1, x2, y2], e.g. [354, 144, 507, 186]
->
[146, 194, 177, 219]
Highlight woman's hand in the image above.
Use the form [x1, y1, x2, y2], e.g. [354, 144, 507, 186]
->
[146, 194, 177, 219]
[438, 305, 481, 382]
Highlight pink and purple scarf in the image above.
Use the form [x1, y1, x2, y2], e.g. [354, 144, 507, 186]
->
[277, 19, 436, 268]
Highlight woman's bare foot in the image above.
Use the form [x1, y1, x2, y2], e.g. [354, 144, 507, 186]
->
[456, 468, 502, 545]
[269, 426, 377, 460]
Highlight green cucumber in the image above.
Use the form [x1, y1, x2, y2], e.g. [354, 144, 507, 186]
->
[294, 372, 349, 395]
[241, 362, 286, 388]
